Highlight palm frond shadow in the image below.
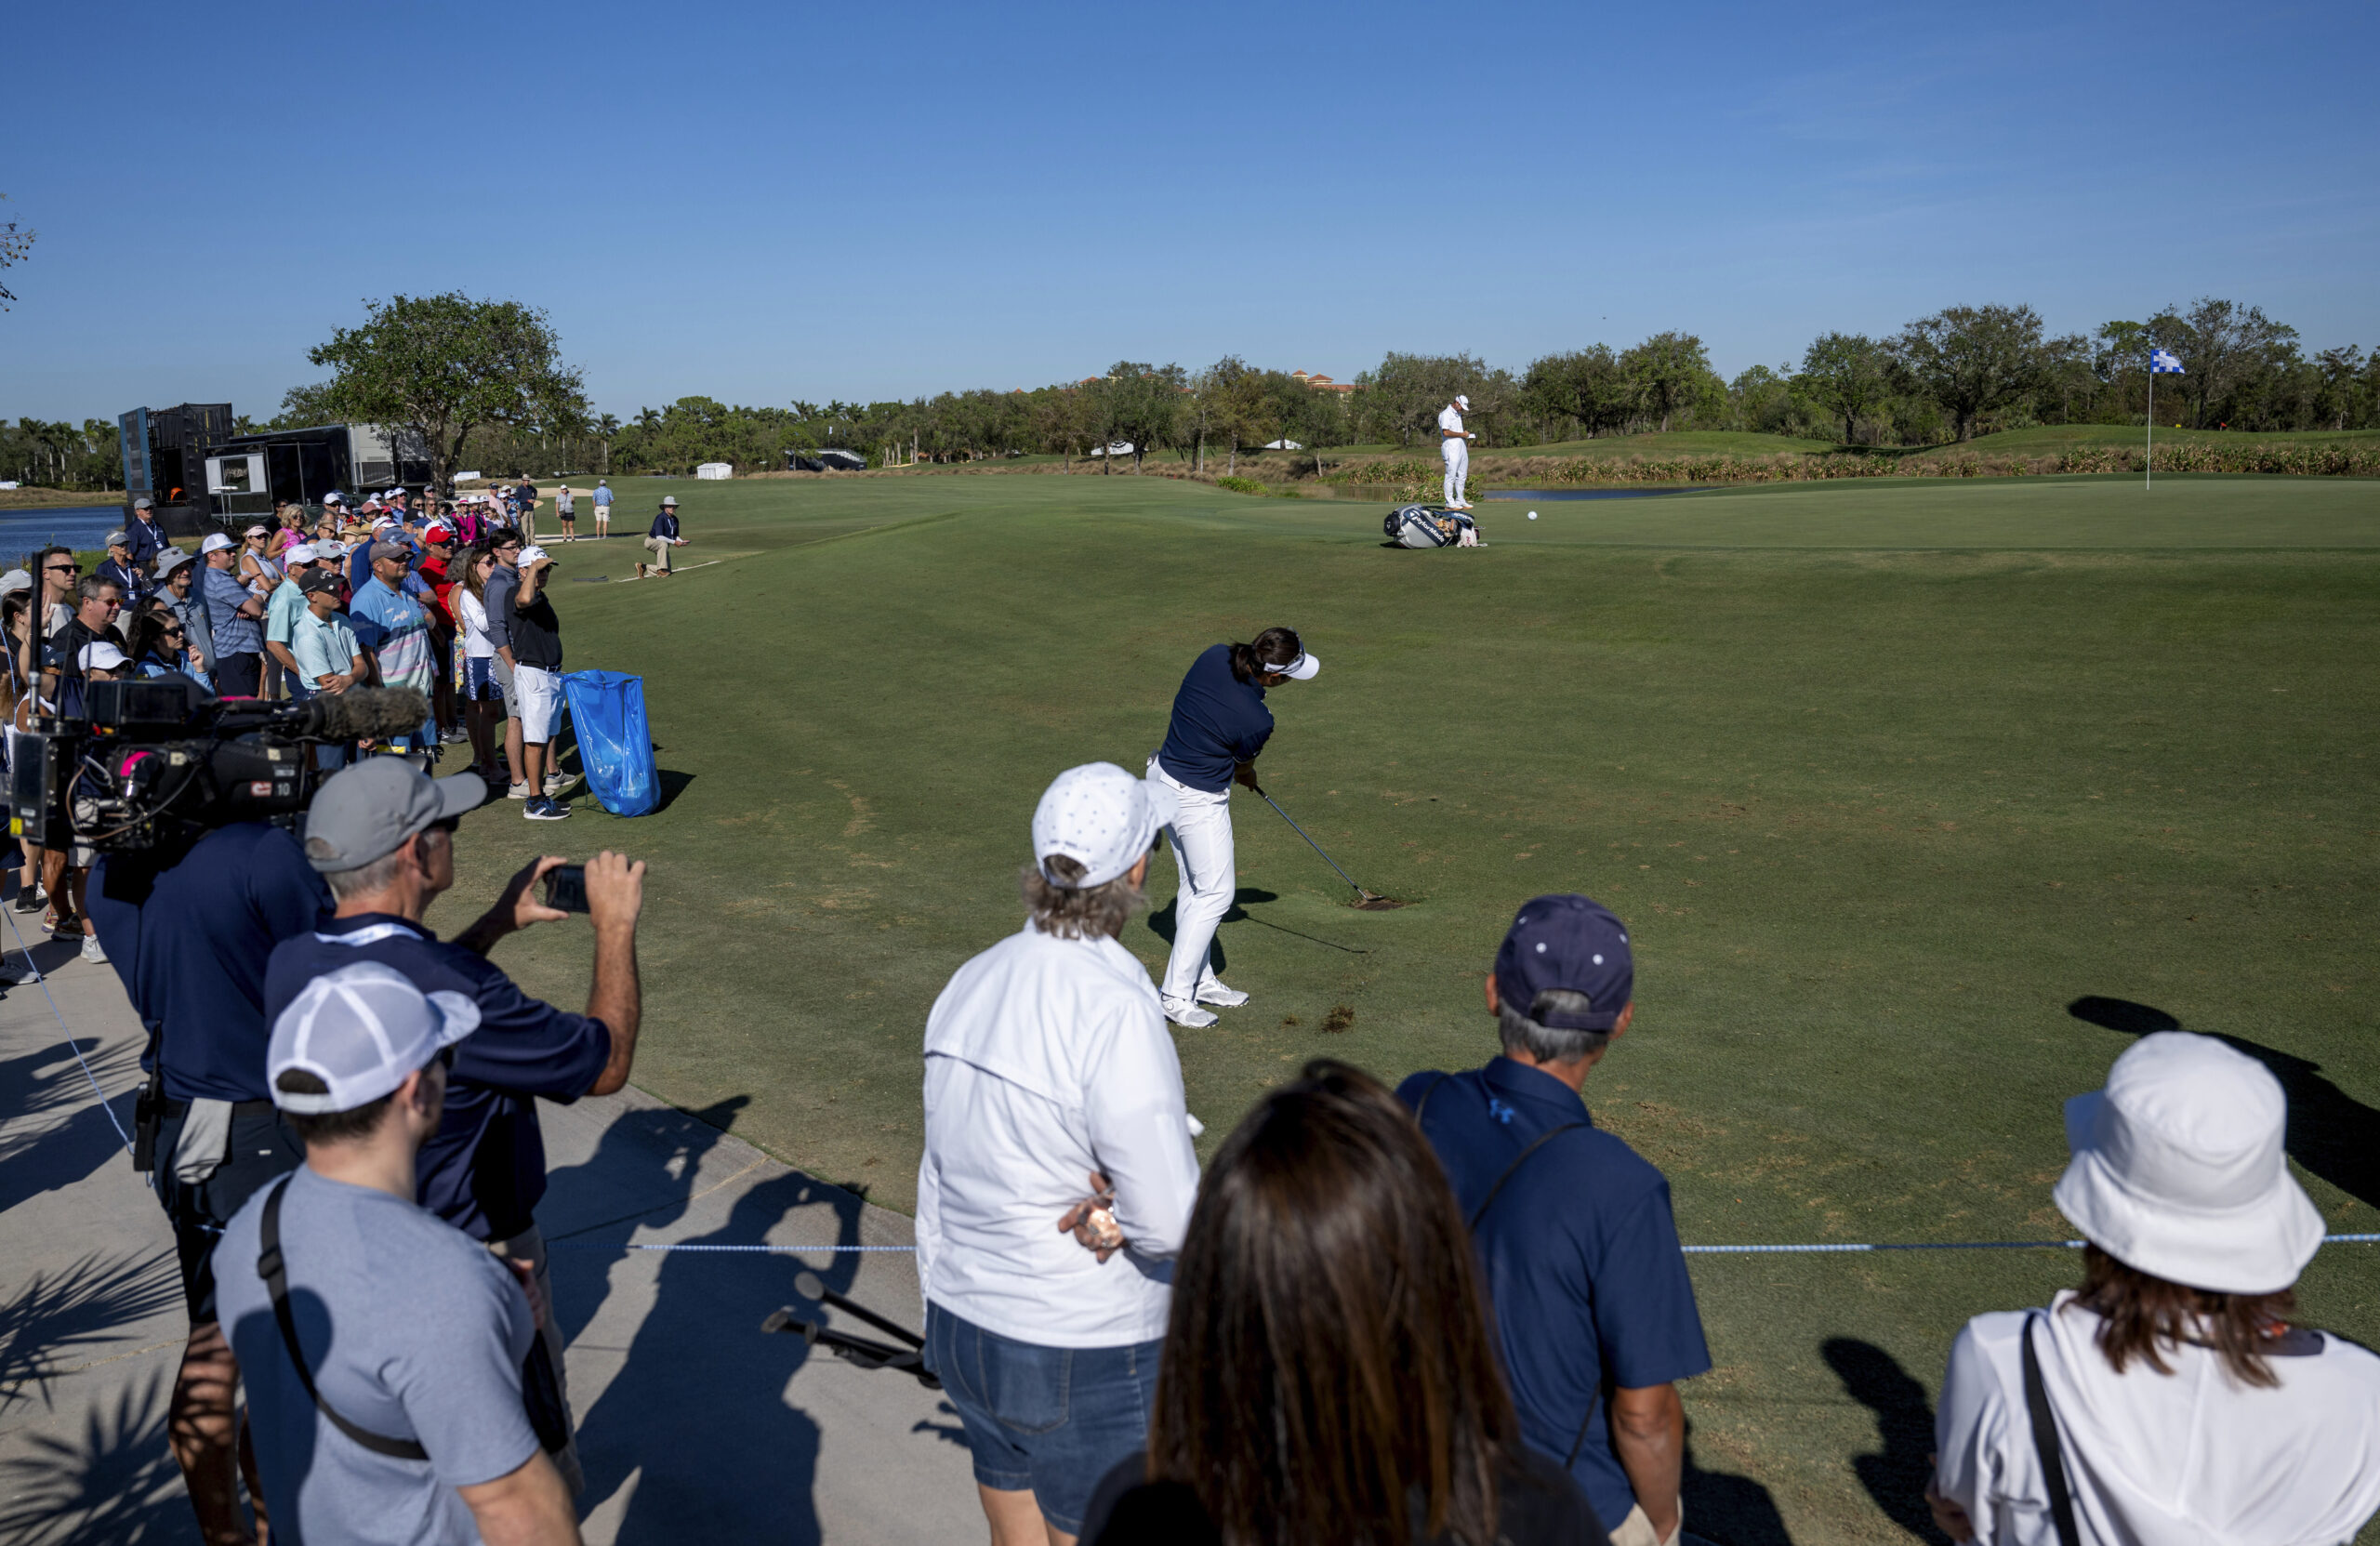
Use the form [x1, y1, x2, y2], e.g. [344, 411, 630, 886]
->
[0, 1249, 183, 1418]
[0, 1364, 188, 1543]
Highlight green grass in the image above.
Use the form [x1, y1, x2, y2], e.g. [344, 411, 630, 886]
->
[430, 475, 2380, 1544]
[1954, 424, 2380, 455]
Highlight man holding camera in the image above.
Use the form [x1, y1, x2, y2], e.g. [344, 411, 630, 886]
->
[1399, 896, 1710, 1546]
[85, 812, 337, 1544]
[213, 962, 583, 1545]
[265, 757, 648, 1495]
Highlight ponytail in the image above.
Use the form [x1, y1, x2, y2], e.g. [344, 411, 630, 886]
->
[1228, 627, 1304, 684]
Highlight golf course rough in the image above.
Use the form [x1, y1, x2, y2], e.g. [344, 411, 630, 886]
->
[427, 472, 2380, 1545]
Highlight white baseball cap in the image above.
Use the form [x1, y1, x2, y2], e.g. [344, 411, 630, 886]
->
[1032, 762, 1180, 890]
[198, 533, 235, 555]
[285, 543, 320, 563]
[518, 544, 550, 566]
[269, 962, 482, 1115]
[0, 570, 30, 598]
[78, 641, 127, 671]
[323, 491, 346, 506]
[2053, 1031, 2323, 1294]
[1455, 394, 1471, 409]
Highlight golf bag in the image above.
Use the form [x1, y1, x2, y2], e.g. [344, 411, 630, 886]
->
[1385, 505, 1471, 548]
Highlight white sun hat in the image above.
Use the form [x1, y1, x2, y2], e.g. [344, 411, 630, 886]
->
[268, 961, 481, 1115]
[78, 641, 128, 671]
[2053, 1030, 2323, 1294]
[1032, 761, 1180, 890]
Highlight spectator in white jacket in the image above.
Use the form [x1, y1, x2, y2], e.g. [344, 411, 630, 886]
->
[1930, 1032, 2380, 1546]
[916, 760, 1202, 1546]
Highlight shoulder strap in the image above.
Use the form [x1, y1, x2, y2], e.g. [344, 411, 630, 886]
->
[1411, 1072, 1455, 1125]
[259, 1176, 430, 1462]
[2021, 1312, 2083, 1546]
[1468, 1121, 1588, 1232]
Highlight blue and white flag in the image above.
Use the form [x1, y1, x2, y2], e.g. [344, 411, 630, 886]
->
[2149, 348, 2184, 374]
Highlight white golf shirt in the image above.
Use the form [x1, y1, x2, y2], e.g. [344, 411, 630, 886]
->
[1936, 1290, 2380, 1546]
[1437, 403, 1467, 440]
[916, 922, 1201, 1348]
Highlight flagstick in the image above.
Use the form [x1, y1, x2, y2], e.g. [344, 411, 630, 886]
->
[2146, 363, 2154, 490]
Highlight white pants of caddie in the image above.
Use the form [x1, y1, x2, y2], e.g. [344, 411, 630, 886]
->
[1148, 758, 1234, 1002]
[1442, 437, 1470, 507]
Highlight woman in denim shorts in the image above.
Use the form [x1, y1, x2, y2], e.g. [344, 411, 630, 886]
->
[918, 762, 1204, 1542]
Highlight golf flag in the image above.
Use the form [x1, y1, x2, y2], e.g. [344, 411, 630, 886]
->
[2150, 348, 2184, 374]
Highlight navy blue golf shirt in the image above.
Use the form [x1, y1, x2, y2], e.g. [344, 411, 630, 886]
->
[87, 823, 334, 1103]
[1399, 1058, 1711, 1527]
[1157, 644, 1275, 792]
[265, 913, 611, 1241]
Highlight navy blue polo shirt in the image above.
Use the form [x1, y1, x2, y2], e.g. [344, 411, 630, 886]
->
[1157, 644, 1275, 793]
[648, 510, 680, 541]
[86, 824, 334, 1103]
[264, 913, 611, 1241]
[1399, 1058, 1711, 1527]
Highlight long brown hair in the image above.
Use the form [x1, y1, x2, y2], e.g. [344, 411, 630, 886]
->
[2069, 1244, 2298, 1388]
[1150, 1060, 1517, 1546]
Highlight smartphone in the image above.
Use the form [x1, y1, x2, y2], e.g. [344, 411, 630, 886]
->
[542, 864, 588, 914]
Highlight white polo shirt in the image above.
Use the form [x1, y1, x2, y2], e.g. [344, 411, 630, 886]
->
[1936, 1290, 2380, 1546]
[1437, 403, 1466, 438]
[916, 922, 1200, 1348]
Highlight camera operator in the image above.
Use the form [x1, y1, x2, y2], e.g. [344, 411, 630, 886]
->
[266, 757, 647, 1495]
[37, 574, 130, 945]
[83, 797, 336, 1545]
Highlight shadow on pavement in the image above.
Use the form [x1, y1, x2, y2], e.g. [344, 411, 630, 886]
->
[1822, 1338, 1950, 1544]
[0, 1042, 139, 1215]
[2068, 996, 2380, 1210]
[570, 1171, 867, 1544]
[0, 1249, 183, 1420]
[0, 1364, 192, 1545]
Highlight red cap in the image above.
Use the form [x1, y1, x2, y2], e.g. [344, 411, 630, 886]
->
[422, 523, 456, 545]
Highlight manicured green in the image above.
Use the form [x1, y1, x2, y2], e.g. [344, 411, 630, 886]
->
[430, 473, 2380, 1544]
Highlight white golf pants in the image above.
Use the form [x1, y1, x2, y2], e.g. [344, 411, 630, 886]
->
[1149, 758, 1234, 1002]
[1442, 437, 1470, 507]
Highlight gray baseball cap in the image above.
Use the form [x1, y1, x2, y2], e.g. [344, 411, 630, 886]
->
[105, 530, 129, 548]
[133, 496, 153, 509]
[303, 758, 489, 874]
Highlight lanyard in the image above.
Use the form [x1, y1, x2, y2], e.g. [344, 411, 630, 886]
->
[314, 920, 425, 948]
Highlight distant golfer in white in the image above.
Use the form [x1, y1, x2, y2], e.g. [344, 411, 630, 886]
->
[1439, 394, 1475, 509]
[1146, 628, 1318, 1028]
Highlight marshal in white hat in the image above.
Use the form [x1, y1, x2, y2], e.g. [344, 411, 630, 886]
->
[2053, 1031, 2324, 1294]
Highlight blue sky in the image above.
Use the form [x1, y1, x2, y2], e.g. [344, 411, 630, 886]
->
[4, 0, 2373, 421]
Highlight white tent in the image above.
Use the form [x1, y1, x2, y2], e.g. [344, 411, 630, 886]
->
[1262, 439, 1304, 451]
[695, 462, 733, 481]
[1084, 442, 1136, 457]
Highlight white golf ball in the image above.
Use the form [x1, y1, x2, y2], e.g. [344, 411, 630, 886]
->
[1527, 509, 1539, 520]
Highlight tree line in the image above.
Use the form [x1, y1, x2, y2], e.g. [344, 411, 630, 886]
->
[8, 294, 2376, 492]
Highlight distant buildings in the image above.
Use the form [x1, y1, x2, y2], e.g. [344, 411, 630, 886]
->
[1290, 371, 1359, 394]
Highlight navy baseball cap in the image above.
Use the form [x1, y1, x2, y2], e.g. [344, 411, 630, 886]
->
[1494, 894, 1633, 1031]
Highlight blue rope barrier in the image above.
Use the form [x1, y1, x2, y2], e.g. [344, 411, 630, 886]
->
[5, 900, 138, 1157]
[549, 1235, 2380, 1257]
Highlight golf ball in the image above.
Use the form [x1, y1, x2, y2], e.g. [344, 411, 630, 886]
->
[1527, 510, 1539, 520]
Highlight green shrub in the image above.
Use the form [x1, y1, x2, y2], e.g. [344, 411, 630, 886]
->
[1214, 475, 1301, 498]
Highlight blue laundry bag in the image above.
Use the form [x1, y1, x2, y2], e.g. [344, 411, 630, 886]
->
[561, 670, 660, 816]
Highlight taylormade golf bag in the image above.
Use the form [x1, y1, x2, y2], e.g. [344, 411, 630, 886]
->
[1385, 505, 1468, 548]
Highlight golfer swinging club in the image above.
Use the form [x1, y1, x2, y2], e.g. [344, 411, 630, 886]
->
[1147, 628, 1318, 1028]
[1439, 393, 1475, 510]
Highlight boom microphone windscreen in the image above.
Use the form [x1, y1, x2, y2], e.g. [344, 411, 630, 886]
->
[304, 686, 432, 742]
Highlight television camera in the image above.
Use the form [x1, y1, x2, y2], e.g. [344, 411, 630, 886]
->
[8, 677, 433, 854]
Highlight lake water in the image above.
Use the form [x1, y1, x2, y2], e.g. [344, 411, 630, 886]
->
[1481, 488, 1708, 501]
[0, 505, 132, 561]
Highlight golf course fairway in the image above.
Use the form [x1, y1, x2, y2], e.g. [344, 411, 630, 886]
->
[430, 471, 2380, 1543]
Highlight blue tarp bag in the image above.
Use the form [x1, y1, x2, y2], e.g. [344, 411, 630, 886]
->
[561, 670, 660, 816]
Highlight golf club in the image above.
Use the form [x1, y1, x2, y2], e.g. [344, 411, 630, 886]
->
[1253, 787, 1406, 910]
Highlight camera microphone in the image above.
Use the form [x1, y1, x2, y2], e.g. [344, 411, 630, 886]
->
[302, 686, 432, 742]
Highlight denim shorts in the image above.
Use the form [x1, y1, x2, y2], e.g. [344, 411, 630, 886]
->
[926, 1303, 1160, 1535]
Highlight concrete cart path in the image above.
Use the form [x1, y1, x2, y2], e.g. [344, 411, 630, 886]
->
[0, 937, 979, 1545]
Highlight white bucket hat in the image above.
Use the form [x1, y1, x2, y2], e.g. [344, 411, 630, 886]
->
[1032, 762, 1180, 890]
[2053, 1031, 2323, 1293]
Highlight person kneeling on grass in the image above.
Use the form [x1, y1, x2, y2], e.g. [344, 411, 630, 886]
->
[917, 761, 1203, 1546]
[1402, 895, 1709, 1546]
[213, 962, 583, 1546]
[638, 496, 687, 578]
[1928, 1032, 2380, 1546]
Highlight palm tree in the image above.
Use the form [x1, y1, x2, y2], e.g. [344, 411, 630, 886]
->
[596, 413, 620, 475]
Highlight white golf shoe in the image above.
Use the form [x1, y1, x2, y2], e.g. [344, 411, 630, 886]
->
[1161, 996, 1219, 1029]
[1195, 981, 1249, 1008]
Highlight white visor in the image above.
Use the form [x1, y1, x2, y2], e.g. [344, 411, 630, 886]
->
[1267, 651, 1320, 681]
